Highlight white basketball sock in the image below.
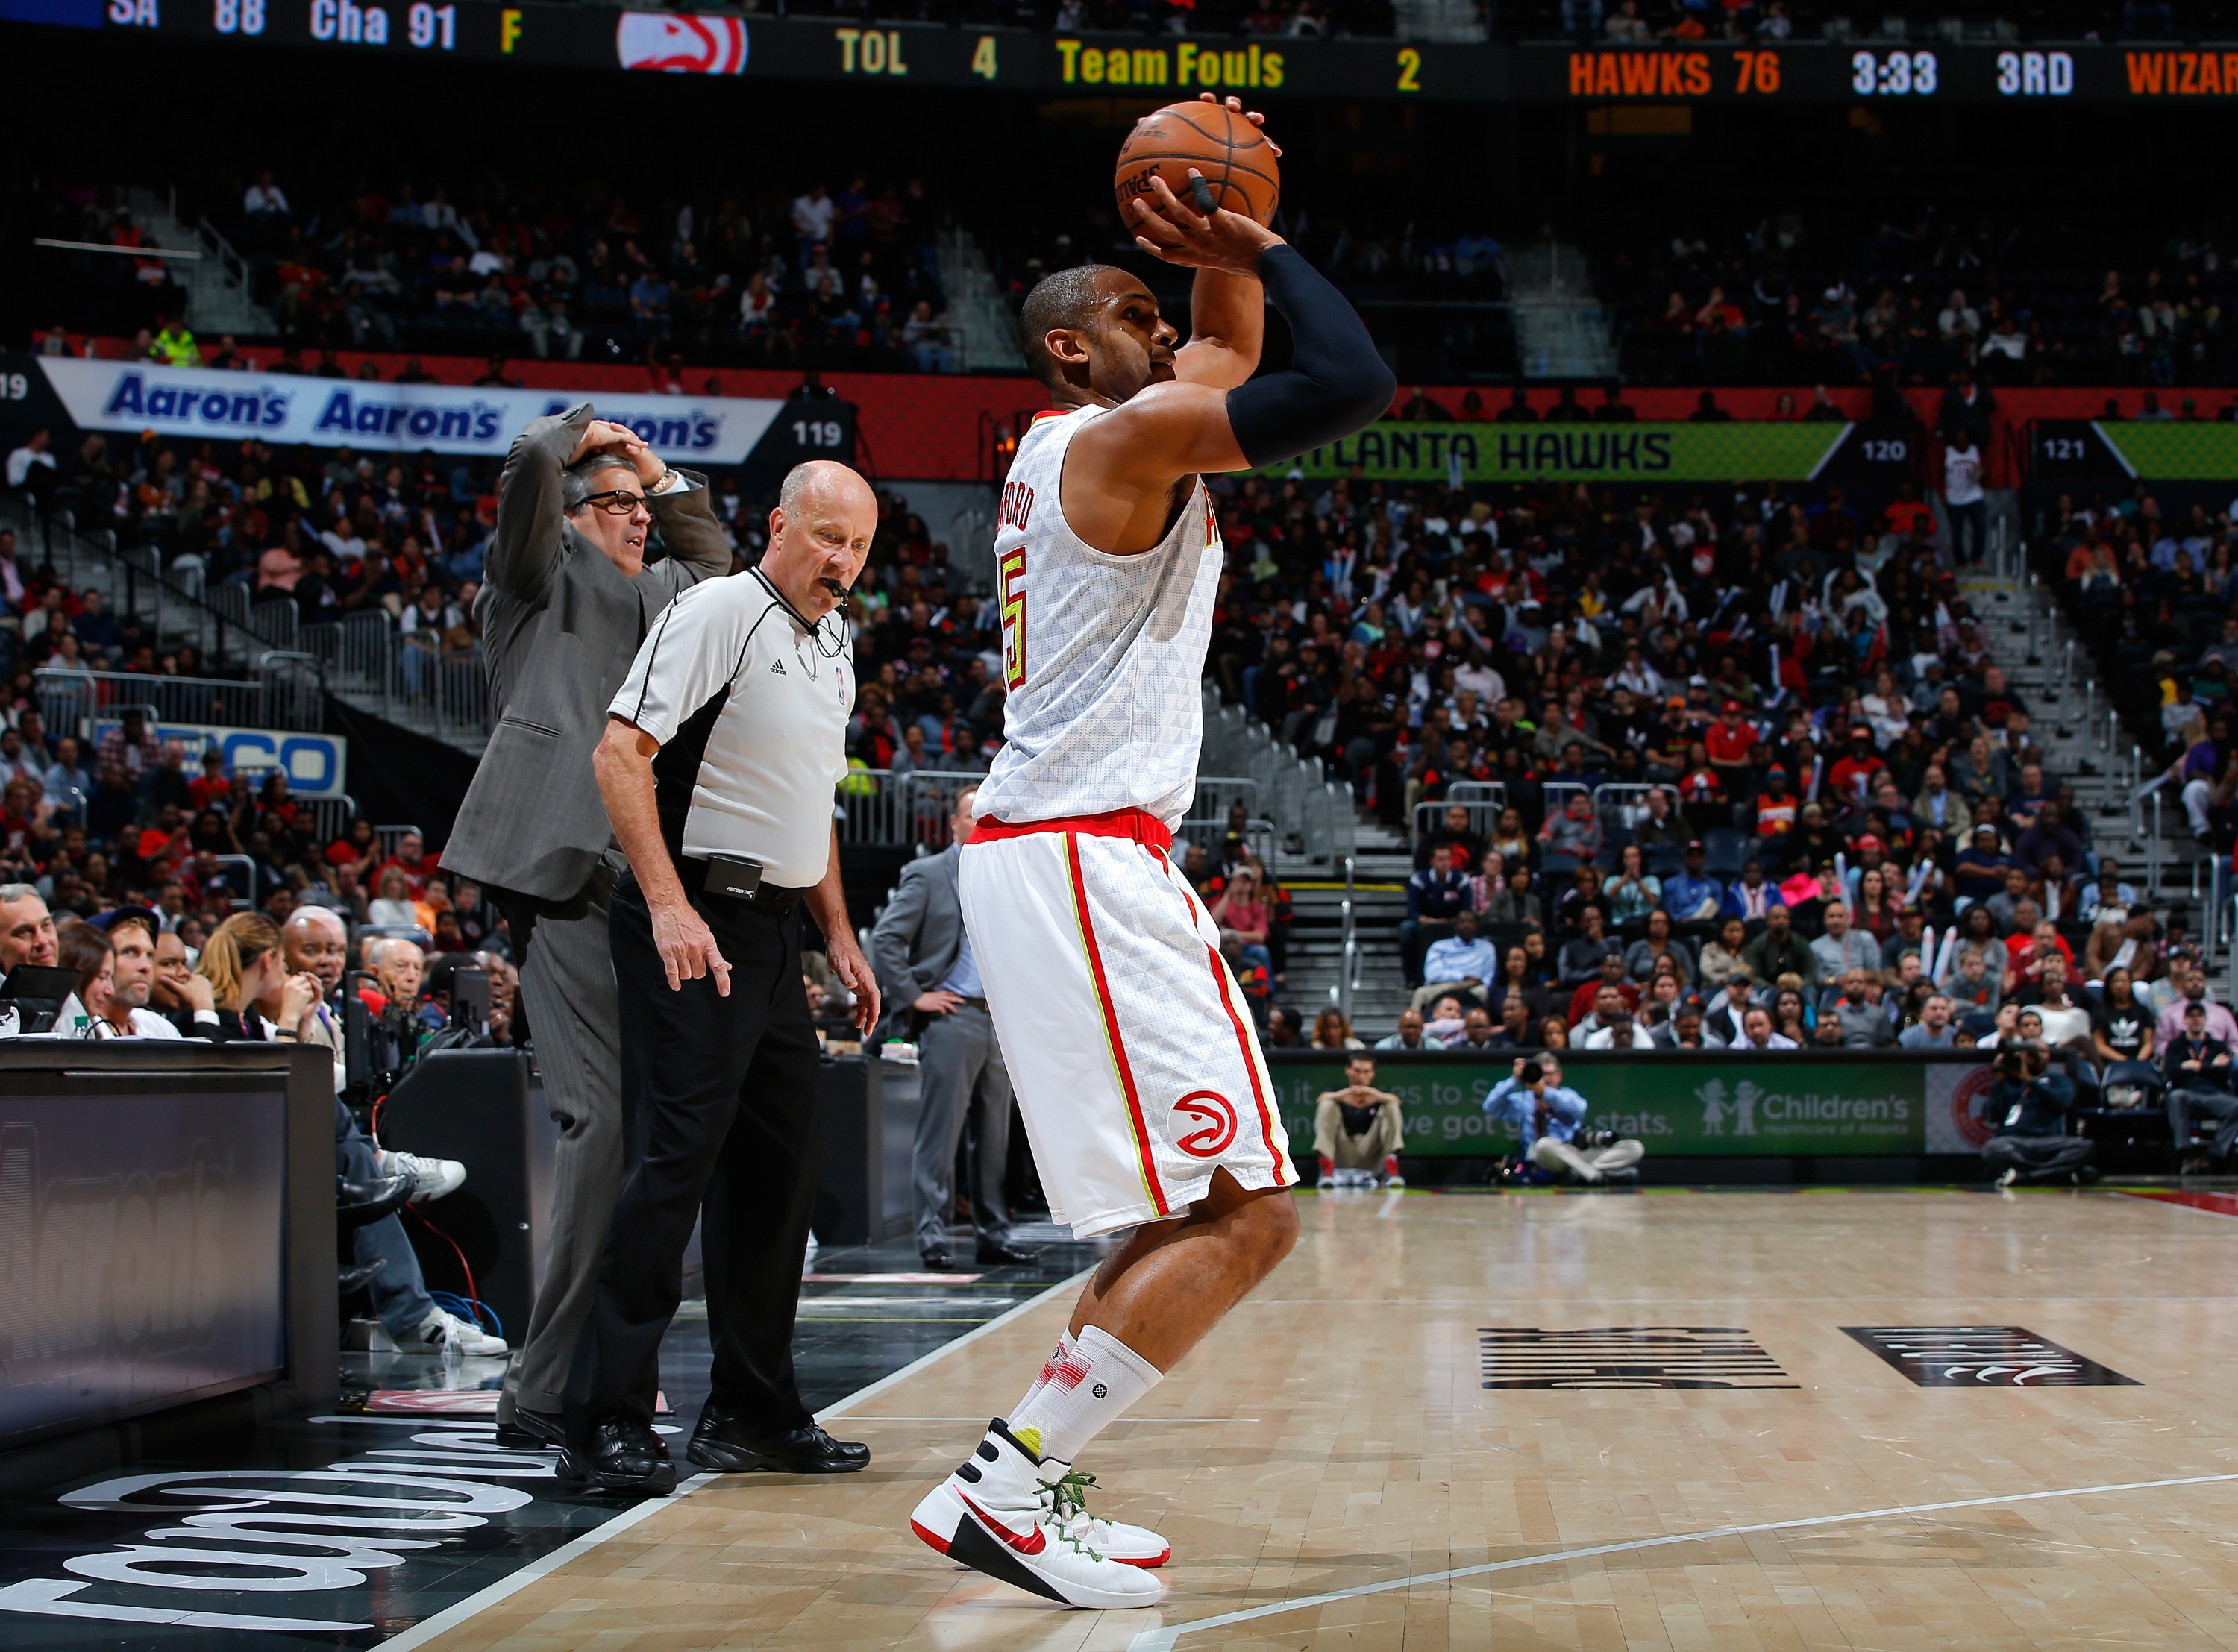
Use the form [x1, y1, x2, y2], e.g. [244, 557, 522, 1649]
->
[1010, 1329, 1081, 1420]
[1006, 1325, 1162, 1465]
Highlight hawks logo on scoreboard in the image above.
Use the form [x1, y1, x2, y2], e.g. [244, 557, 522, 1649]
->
[615, 11, 749, 74]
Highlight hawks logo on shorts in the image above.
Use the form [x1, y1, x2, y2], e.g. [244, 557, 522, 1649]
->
[1173, 1092, 1238, 1159]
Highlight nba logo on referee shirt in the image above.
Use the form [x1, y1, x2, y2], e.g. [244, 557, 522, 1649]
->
[1173, 1091, 1238, 1158]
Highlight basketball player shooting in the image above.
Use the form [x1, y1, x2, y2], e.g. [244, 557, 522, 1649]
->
[906, 95, 1394, 1609]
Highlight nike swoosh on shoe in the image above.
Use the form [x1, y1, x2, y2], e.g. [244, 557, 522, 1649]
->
[959, 1492, 1046, 1555]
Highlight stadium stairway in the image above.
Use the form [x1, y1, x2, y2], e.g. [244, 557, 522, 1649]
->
[1506, 242, 1619, 381]
[1279, 814, 1413, 1037]
[125, 187, 277, 340]
[1967, 500, 2218, 949]
[932, 222, 1024, 374]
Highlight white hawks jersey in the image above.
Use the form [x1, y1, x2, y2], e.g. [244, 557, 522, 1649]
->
[972, 405, 1221, 830]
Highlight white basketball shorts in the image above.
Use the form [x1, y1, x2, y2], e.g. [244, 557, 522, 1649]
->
[956, 811, 1294, 1239]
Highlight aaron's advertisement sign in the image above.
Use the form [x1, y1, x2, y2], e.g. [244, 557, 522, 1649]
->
[1265, 1052, 1996, 1158]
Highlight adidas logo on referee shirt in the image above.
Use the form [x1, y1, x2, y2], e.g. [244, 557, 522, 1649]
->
[771, 659, 786, 674]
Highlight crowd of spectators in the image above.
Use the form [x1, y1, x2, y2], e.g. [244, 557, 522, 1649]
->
[2049, 489, 2238, 853]
[1603, 210, 2238, 389]
[8, 412, 986, 758]
[34, 172, 962, 374]
[1184, 451, 2238, 1113]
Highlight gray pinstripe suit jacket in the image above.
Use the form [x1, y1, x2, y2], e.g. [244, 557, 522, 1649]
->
[441, 403, 732, 904]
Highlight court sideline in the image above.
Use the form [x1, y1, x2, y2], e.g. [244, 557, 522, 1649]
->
[401, 1187, 2238, 1651]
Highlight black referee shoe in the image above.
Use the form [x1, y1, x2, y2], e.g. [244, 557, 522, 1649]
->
[686, 1410, 869, 1474]
[557, 1420, 675, 1495]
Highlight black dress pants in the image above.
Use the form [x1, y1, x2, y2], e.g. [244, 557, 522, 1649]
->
[563, 870, 822, 1451]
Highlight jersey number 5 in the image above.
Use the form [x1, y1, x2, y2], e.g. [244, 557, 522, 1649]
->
[999, 545, 1027, 690]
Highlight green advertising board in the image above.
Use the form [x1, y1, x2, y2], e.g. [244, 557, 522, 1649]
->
[1267, 1052, 1993, 1158]
[1261, 421, 1851, 484]
[2096, 420, 2238, 480]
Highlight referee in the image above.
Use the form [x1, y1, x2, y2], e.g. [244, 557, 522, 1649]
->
[560, 459, 882, 1494]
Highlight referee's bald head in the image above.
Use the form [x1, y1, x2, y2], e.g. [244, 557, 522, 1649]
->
[778, 459, 872, 521]
[766, 460, 877, 623]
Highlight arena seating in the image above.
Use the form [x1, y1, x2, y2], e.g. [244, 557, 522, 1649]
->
[1594, 209, 2238, 391]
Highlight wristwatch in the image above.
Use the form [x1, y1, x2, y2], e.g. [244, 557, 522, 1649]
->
[652, 468, 682, 494]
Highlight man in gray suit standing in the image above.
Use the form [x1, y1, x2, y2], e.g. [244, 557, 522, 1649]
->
[871, 785, 1038, 1270]
[442, 404, 732, 1445]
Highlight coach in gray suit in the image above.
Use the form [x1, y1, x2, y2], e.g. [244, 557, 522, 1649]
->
[871, 785, 1037, 1270]
[442, 404, 730, 1444]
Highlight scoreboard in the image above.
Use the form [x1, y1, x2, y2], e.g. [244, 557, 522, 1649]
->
[24, 0, 2238, 102]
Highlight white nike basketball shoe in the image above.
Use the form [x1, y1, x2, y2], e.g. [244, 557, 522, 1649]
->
[909, 1419, 1168, 1607]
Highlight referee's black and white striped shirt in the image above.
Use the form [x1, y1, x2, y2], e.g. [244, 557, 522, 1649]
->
[610, 568, 854, 888]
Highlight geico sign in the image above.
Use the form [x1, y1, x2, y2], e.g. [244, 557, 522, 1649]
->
[90, 725, 348, 797]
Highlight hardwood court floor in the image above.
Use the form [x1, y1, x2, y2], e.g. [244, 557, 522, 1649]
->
[421, 1188, 2238, 1651]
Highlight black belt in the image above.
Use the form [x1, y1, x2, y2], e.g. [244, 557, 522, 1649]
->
[677, 857, 810, 917]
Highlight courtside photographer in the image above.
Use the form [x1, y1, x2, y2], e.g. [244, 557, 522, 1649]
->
[1481, 1054, 1645, 1187]
[1982, 1038, 2099, 1188]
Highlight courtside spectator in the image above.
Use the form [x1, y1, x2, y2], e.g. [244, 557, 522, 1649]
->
[1311, 1055, 1405, 1188]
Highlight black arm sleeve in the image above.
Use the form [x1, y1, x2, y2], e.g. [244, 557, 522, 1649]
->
[1224, 244, 1397, 470]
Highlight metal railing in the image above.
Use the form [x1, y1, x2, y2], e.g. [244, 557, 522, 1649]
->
[1336, 853, 1358, 1025]
[1193, 776, 1259, 825]
[1447, 781, 1508, 808]
[837, 767, 984, 851]
[1412, 799, 1508, 844]
[33, 662, 323, 736]
[2228, 891, 2238, 1004]
[2, 503, 304, 676]
[300, 613, 489, 752]
[210, 852, 259, 911]
[1173, 817, 1277, 871]
[283, 794, 358, 847]
[5, 500, 503, 756]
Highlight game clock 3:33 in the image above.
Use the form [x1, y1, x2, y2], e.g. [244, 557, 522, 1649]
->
[1852, 48, 1940, 93]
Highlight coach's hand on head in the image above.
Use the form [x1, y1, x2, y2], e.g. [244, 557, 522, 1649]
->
[568, 417, 662, 483]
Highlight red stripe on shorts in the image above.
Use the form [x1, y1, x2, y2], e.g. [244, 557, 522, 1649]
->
[1177, 872, 1289, 1187]
[1064, 832, 1170, 1218]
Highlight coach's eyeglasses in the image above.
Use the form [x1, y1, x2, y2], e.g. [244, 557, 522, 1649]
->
[577, 489, 650, 515]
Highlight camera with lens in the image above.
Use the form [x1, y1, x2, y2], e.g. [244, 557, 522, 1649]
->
[1579, 1127, 1620, 1149]
[1519, 1060, 1545, 1087]
[1994, 1048, 2028, 1081]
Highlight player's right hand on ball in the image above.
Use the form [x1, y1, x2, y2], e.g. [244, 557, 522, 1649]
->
[651, 899, 731, 996]
[1129, 172, 1282, 274]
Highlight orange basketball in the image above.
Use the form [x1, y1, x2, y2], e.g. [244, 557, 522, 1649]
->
[1114, 101, 1280, 227]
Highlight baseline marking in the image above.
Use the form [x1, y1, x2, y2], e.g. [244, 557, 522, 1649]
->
[375, 1472, 718, 1652]
[1126, 1472, 2238, 1651]
[382, 1266, 1091, 1649]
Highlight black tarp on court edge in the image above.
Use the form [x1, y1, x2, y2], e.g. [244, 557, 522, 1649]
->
[322, 693, 479, 852]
